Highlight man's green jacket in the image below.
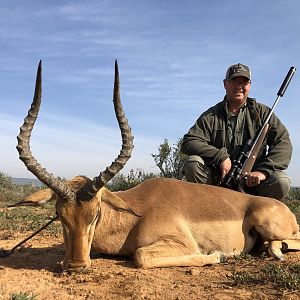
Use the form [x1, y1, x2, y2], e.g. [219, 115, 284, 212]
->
[181, 97, 292, 176]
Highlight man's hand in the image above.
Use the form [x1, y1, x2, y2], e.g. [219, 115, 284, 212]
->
[244, 171, 267, 187]
[220, 157, 232, 180]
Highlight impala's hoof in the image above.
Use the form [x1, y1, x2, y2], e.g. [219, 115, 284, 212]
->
[215, 251, 227, 263]
[268, 245, 284, 260]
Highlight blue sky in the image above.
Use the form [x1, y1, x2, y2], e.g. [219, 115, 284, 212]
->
[1, 0, 300, 185]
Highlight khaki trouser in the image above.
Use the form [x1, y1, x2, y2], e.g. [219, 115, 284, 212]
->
[183, 155, 291, 200]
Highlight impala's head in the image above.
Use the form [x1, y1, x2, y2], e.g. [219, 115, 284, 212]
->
[16, 61, 133, 272]
[55, 176, 102, 272]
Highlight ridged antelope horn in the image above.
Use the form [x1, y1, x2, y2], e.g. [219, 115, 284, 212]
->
[16, 61, 75, 201]
[77, 60, 134, 201]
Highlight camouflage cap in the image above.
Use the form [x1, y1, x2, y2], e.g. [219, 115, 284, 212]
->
[225, 63, 251, 81]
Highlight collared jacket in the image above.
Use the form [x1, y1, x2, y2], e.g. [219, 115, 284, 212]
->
[181, 97, 292, 176]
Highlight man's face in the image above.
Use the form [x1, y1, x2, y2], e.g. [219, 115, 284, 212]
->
[223, 76, 251, 106]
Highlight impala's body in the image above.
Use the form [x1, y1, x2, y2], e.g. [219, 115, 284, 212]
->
[16, 61, 300, 271]
[22, 176, 300, 270]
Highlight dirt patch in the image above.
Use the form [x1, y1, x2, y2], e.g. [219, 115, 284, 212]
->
[0, 232, 299, 299]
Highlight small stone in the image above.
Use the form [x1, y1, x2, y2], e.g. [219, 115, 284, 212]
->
[187, 268, 200, 276]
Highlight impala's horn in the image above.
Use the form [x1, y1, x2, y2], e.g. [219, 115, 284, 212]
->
[17, 61, 75, 202]
[76, 60, 134, 201]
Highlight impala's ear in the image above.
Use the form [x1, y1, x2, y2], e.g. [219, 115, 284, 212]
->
[101, 189, 141, 217]
[10, 188, 54, 207]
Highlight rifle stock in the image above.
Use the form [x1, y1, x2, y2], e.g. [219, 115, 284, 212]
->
[241, 123, 269, 177]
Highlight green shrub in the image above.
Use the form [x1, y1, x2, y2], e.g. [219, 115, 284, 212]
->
[284, 199, 300, 223]
[107, 169, 157, 191]
[0, 172, 60, 236]
[288, 187, 300, 200]
[10, 291, 37, 300]
[231, 262, 300, 291]
[0, 172, 40, 206]
[151, 138, 186, 179]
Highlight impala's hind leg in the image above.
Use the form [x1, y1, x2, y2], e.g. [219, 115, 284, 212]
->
[267, 239, 300, 260]
[252, 201, 300, 260]
[134, 237, 226, 268]
[282, 239, 300, 250]
[268, 241, 285, 260]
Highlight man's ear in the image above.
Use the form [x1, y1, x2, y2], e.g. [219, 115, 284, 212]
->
[223, 79, 228, 89]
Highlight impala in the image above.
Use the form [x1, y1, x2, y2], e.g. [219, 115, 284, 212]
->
[16, 61, 300, 271]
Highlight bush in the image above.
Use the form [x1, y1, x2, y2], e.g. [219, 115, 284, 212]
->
[107, 169, 157, 192]
[0, 172, 40, 206]
[284, 198, 300, 223]
[288, 187, 300, 200]
[0, 172, 13, 189]
[231, 262, 300, 291]
[151, 138, 186, 179]
[0, 172, 60, 236]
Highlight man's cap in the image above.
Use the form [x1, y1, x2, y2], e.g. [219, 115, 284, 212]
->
[225, 63, 251, 81]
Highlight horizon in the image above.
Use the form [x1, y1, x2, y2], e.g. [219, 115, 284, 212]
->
[1, 1, 299, 185]
[9, 176, 300, 189]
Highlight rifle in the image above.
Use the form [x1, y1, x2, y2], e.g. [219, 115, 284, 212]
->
[222, 66, 296, 191]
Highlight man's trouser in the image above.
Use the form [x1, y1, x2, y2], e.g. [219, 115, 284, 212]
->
[183, 155, 291, 200]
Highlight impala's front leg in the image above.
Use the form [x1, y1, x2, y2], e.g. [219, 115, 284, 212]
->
[134, 237, 226, 268]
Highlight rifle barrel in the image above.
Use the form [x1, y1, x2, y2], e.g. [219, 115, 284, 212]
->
[250, 67, 296, 154]
[277, 67, 296, 97]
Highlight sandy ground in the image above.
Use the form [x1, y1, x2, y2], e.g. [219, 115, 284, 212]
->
[0, 232, 299, 300]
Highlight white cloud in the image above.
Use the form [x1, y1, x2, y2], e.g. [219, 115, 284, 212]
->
[0, 111, 160, 179]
